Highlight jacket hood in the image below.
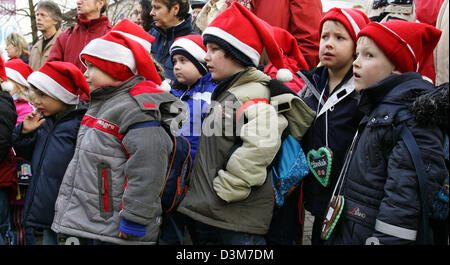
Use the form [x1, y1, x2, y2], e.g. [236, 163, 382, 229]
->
[409, 82, 449, 133]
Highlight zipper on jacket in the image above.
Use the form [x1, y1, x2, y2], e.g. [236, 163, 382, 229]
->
[101, 168, 109, 213]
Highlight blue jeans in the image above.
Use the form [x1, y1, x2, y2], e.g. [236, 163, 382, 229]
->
[7, 204, 35, 245]
[159, 211, 186, 244]
[187, 218, 266, 245]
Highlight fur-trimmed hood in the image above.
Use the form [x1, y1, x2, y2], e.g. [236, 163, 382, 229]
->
[410, 82, 449, 134]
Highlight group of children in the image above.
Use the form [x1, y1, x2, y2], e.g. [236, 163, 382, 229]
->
[0, 1, 447, 245]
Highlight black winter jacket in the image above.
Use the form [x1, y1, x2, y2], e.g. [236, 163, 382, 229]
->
[12, 106, 87, 229]
[330, 73, 447, 245]
[0, 91, 17, 162]
[299, 66, 364, 217]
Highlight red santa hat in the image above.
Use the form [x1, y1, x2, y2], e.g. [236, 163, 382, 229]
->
[80, 19, 161, 84]
[3, 59, 33, 89]
[27, 61, 90, 105]
[202, 2, 289, 79]
[320, 7, 371, 44]
[0, 56, 6, 82]
[170, 34, 208, 75]
[357, 20, 442, 73]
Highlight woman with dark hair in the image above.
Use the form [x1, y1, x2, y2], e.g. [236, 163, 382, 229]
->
[149, 0, 195, 81]
[139, 0, 154, 32]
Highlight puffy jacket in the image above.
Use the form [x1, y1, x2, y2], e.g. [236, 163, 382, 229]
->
[29, 29, 62, 71]
[171, 72, 217, 160]
[47, 15, 112, 78]
[330, 73, 448, 245]
[299, 66, 364, 217]
[149, 15, 195, 81]
[51, 76, 186, 245]
[252, 0, 322, 69]
[177, 68, 288, 235]
[0, 91, 17, 184]
[12, 106, 87, 229]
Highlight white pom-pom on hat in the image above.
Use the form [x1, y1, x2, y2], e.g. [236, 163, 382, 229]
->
[1, 81, 14, 92]
[276, 68, 293, 83]
[157, 79, 172, 92]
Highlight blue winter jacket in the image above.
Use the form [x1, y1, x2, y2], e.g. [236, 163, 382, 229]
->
[149, 15, 195, 81]
[12, 106, 87, 229]
[330, 73, 447, 245]
[171, 73, 217, 160]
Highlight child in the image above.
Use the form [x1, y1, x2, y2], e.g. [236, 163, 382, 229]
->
[329, 20, 446, 245]
[159, 34, 217, 244]
[2, 59, 35, 126]
[11, 61, 90, 245]
[298, 8, 370, 245]
[0, 57, 18, 245]
[177, 2, 313, 245]
[2, 58, 35, 245]
[51, 19, 186, 245]
[300, 8, 370, 245]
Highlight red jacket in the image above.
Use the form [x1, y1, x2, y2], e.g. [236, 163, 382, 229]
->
[47, 15, 112, 100]
[252, 0, 323, 69]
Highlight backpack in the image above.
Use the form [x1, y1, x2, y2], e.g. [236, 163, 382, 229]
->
[266, 79, 315, 207]
[127, 120, 192, 213]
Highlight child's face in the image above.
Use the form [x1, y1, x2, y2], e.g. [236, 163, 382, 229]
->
[30, 88, 68, 117]
[353, 36, 398, 92]
[150, 0, 180, 30]
[319, 20, 355, 72]
[205, 42, 245, 81]
[84, 62, 121, 91]
[172, 54, 202, 86]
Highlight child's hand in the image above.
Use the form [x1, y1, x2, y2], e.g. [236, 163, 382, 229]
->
[119, 231, 132, 239]
[22, 110, 45, 134]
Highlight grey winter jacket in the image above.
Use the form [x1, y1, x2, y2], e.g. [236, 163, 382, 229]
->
[51, 76, 186, 244]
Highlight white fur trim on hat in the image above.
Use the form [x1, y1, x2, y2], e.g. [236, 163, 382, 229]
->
[80, 38, 137, 74]
[170, 38, 206, 64]
[203, 26, 261, 67]
[112, 30, 152, 54]
[28, 71, 78, 105]
[1, 81, 14, 92]
[5, 67, 30, 88]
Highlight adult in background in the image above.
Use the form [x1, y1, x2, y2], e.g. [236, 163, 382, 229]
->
[5, 33, 30, 64]
[149, 0, 195, 81]
[139, 0, 154, 32]
[191, 0, 206, 33]
[29, 1, 63, 71]
[252, 0, 323, 69]
[47, 0, 112, 101]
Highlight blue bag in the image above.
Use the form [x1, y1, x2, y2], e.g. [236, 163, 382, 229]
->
[271, 134, 309, 207]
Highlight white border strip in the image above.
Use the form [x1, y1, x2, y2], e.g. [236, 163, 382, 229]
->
[80, 38, 137, 74]
[341, 9, 361, 36]
[170, 38, 206, 63]
[28, 71, 77, 105]
[203, 26, 260, 67]
[5, 67, 29, 88]
[375, 219, 417, 241]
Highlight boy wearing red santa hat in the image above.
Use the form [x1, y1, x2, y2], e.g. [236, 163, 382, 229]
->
[299, 7, 370, 246]
[328, 20, 446, 245]
[177, 2, 315, 245]
[51, 19, 186, 245]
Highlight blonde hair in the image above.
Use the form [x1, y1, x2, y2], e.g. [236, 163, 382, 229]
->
[6, 33, 30, 58]
[8, 78, 30, 100]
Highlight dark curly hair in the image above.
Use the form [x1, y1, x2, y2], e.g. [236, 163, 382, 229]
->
[157, 0, 190, 20]
[140, 0, 154, 32]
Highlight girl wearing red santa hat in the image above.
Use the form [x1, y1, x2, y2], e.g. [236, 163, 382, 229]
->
[11, 61, 90, 245]
[328, 20, 446, 245]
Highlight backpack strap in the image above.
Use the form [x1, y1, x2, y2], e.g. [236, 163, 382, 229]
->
[296, 70, 325, 107]
[395, 115, 431, 244]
